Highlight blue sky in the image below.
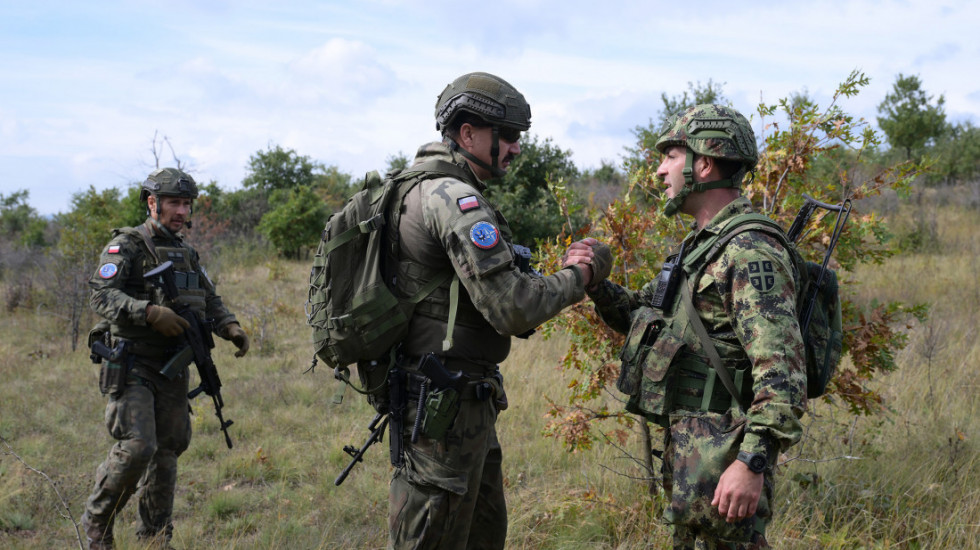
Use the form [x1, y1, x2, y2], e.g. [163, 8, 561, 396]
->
[2, 0, 977, 215]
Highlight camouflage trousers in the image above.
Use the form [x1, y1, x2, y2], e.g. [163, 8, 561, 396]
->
[82, 366, 191, 544]
[389, 395, 505, 550]
[662, 412, 772, 549]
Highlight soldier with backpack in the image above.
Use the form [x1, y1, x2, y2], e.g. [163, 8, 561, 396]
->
[564, 104, 808, 549]
[357, 72, 611, 550]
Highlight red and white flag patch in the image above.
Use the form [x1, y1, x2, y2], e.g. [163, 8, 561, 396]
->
[458, 195, 480, 212]
[107, 245, 121, 254]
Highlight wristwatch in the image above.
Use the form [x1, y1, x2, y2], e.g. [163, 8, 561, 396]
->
[736, 451, 768, 474]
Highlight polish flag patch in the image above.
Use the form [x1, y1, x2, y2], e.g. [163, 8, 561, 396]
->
[107, 245, 121, 254]
[458, 195, 480, 212]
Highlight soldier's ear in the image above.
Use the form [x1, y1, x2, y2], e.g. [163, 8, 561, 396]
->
[694, 155, 716, 181]
[459, 123, 477, 148]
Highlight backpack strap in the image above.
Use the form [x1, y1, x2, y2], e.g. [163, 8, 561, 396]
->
[683, 214, 799, 309]
[679, 273, 749, 412]
[387, 158, 474, 354]
[677, 213, 794, 411]
[115, 222, 161, 264]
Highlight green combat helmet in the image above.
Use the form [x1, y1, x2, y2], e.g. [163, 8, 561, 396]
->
[140, 167, 199, 221]
[435, 72, 531, 177]
[139, 167, 199, 202]
[655, 104, 758, 217]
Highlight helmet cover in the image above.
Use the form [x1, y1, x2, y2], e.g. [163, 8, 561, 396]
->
[435, 72, 531, 133]
[140, 168, 199, 202]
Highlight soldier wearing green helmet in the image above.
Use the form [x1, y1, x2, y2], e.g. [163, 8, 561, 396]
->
[80, 167, 250, 549]
[564, 105, 806, 549]
[383, 72, 608, 549]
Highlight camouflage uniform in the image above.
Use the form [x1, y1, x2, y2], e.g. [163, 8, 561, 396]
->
[81, 217, 238, 548]
[388, 141, 586, 550]
[589, 197, 807, 549]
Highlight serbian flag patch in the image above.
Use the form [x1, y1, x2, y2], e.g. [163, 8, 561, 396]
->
[458, 195, 479, 212]
[107, 245, 121, 254]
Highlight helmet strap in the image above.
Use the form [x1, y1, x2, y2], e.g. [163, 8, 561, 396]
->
[662, 150, 740, 217]
[447, 126, 506, 179]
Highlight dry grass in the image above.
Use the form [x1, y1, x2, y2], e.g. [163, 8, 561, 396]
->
[1, 196, 979, 548]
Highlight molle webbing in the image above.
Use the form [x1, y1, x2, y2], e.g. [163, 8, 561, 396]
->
[400, 261, 486, 328]
[670, 353, 753, 414]
[154, 246, 206, 314]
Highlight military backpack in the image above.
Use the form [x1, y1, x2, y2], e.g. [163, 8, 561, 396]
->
[306, 160, 469, 411]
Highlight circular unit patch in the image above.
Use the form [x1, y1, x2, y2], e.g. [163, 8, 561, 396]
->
[469, 221, 500, 250]
[99, 263, 119, 279]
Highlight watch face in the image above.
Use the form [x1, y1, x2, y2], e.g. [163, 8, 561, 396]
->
[748, 455, 767, 473]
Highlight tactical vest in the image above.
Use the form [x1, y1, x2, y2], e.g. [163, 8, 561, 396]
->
[108, 224, 207, 351]
[619, 227, 777, 427]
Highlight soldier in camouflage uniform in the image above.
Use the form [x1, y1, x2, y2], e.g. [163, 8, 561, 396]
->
[565, 105, 806, 549]
[386, 72, 608, 550]
[79, 168, 249, 550]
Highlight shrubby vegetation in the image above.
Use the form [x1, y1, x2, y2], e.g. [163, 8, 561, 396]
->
[0, 69, 978, 548]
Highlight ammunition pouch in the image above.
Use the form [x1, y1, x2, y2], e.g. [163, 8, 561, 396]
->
[619, 307, 680, 427]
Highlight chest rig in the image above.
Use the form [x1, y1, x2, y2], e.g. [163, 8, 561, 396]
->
[153, 246, 207, 316]
[619, 229, 755, 427]
[132, 222, 207, 317]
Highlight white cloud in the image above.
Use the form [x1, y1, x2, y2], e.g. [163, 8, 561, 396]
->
[2, 0, 978, 215]
[285, 38, 400, 105]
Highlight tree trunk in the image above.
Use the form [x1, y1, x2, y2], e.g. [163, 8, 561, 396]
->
[640, 421, 658, 495]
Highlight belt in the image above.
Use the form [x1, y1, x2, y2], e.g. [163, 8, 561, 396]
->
[401, 355, 498, 378]
[405, 372, 497, 402]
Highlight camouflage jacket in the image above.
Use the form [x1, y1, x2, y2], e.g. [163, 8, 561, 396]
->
[395, 141, 586, 368]
[89, 218, 237, 356]
[589, 197, 806, 456]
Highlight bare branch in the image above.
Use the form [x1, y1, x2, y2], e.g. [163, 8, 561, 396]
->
[0, 433, 85, 550]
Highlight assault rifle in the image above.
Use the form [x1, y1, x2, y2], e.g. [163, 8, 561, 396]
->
[786, 194, 852, 333]
[335, 412, 388, 486]
[144, 261, 235, 449]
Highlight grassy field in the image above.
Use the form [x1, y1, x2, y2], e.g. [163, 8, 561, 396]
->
[1, 194, 978, 549]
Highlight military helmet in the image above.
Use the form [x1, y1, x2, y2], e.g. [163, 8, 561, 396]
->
[139, 168, 199, 202]
[435, 72, 531, 134]
[654, 104, 758, 171]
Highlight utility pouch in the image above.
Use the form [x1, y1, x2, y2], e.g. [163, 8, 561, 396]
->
[618, 307, 666, 395]
[99, 361, 127, 396]
[91, 338, 130, 396]
[618, 308, 686, 426]
[420, 387, 461, 440]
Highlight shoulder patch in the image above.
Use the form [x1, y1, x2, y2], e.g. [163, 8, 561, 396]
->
[469, 221, 499, 250]
[747, 260, 775, 292]
[458, 195, 480, 212]
[107, 245, 121, 254]
[98, 263, 119, 279]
